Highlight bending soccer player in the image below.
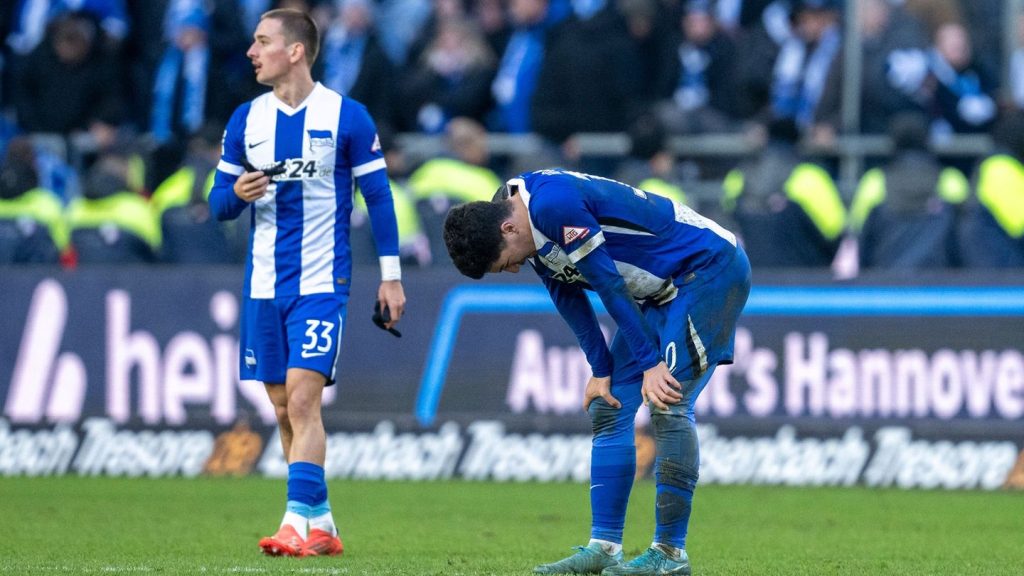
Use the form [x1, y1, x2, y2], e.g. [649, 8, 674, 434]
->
[443, 169, 749, 575]
[208, 9, 406, 557]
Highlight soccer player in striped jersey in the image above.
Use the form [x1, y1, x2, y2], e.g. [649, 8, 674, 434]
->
[208, 8, 406, 558]
[443, 169, 750, 575]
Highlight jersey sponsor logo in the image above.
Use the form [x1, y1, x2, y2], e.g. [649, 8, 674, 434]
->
[245, 349, 257, 368]
[371, 133, 381, 153]
[268, 159, 328, 181]
[300, 350, 327, 359]
[248, 139, 268, 149]
[562, 226, 590, 244]
[308, 129, 335, 150]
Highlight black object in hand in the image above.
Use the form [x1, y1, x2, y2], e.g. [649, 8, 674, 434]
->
[372, 300, 402, 337]
[242, 158, 287, 177]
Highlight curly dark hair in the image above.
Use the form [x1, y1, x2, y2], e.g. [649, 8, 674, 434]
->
[443, 199, 512, 279]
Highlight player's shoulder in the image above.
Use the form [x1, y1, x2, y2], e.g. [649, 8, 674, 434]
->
[226, 98, 257, 127]
[526, 170, 583, 202]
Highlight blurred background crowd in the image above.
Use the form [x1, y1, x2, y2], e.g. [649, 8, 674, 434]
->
[0, 0, 1022, 273]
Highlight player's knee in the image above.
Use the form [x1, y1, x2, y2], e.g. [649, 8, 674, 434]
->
[655, 457, 698, 491]
[286, 399, 318, 426]
[651, 412, 699, 488]
[273, 404, 290, 426]
[589, 399, 632, 441]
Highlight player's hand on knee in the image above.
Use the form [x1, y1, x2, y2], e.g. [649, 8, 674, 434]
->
[641, 362, 682, 410]
[583, 375, 619, 411]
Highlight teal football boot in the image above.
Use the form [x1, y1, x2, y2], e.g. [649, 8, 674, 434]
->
[533, 542, 624, 574]
[601, 546, 690, 575]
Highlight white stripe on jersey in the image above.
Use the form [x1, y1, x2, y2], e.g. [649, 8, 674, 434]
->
[247, 93, 280, 298]
[352, 157, 386, 177]
[218, 160, 244, 176]
[251, 193, 278, 298]
[672, 200, 736, 246]
[300, 88, 342, 295]
[601, 225, 653, 236]
[568, 231, 605, 263]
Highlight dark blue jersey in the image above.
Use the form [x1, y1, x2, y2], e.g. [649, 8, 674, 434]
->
[515, 169, 738, 375]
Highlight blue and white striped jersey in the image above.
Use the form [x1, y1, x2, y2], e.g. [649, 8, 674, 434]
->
[209, 83, 399, 299]
[515, 169, 738, 374]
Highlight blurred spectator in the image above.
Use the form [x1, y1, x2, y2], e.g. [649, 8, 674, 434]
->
[66, 152, 159, 263]
[959, 111, 1024, 268]
[407, 117, 501, 263]
[126, 0, 251, 142]
[850, 112, 967, 270]
[858, 0, 928, 134]
[715, 0, 776, 34]
[374, 0, 433, 66]
[6, 0, 128, 57]
[655, 0, 741, 135]
[722, 117, 847, 267]
[614, 114, 687, 205]
[238, 0, 273, 33]
[472, 0, 511, 57]
[150, 0, 212, 145]
[406, 0, 467, 65]
[13, 12, 124, 142]
[0, 136, 66, 264]
[617, 0, 676, 108]
[490, 0, 568, 133]
[150, 124, 238, 263]
[350, 125, 432, 267]
[769, 0, 843, 143]
[953, 0, 1002, 79]
[318, 0, 397, 131]
[908, 22, 998, 137]
[733, 0, 792, 118]
[531, 0, 642, 144]
[1012, 11, 1024, 111]
[399, 18, 496, 133]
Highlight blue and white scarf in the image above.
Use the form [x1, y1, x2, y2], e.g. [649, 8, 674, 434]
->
[771, 24, 840, 128]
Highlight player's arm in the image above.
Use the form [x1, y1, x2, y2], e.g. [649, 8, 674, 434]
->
[346, 103, 405, 325]
[538, 269, 613, 378]
[209, 103, 264, 221]
[531, 183, 661, 372]
[572, 245, 681, 409]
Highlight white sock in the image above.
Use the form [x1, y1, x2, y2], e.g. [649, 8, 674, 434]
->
[651, 542, 684, 560]
[589, 539, 622, 555]
[281, 511, 307, 537]
[310, 510, 337, 536]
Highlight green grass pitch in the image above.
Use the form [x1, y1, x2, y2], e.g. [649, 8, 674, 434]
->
[0, 476, 1021, 575]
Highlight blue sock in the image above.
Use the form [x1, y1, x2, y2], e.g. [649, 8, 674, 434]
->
[651, 413, 700, 549]
[590, 444, 636, 543]
[653, 468, 694, 549]
[588, 394, 639, 544]
[288, 461, 326, 507]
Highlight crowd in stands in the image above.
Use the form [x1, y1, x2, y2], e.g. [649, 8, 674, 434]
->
[0, 0, 1021, 271]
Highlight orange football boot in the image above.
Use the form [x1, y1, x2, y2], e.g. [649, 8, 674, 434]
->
[300, 528, 344, 557]
[258, 524, 305, 557]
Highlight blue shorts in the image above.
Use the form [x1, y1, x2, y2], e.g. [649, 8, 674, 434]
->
[610, 246, 751, 387]
[239, 293, 348, 385]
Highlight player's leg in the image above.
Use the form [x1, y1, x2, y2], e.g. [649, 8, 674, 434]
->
[264, 384, 292, 458]
[609, 252, 750, 575]
[243, 298, 308, 556]
[534, 334, 641, 574]
[603, 369, 713, 576]
[283, 294, 347, 557]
